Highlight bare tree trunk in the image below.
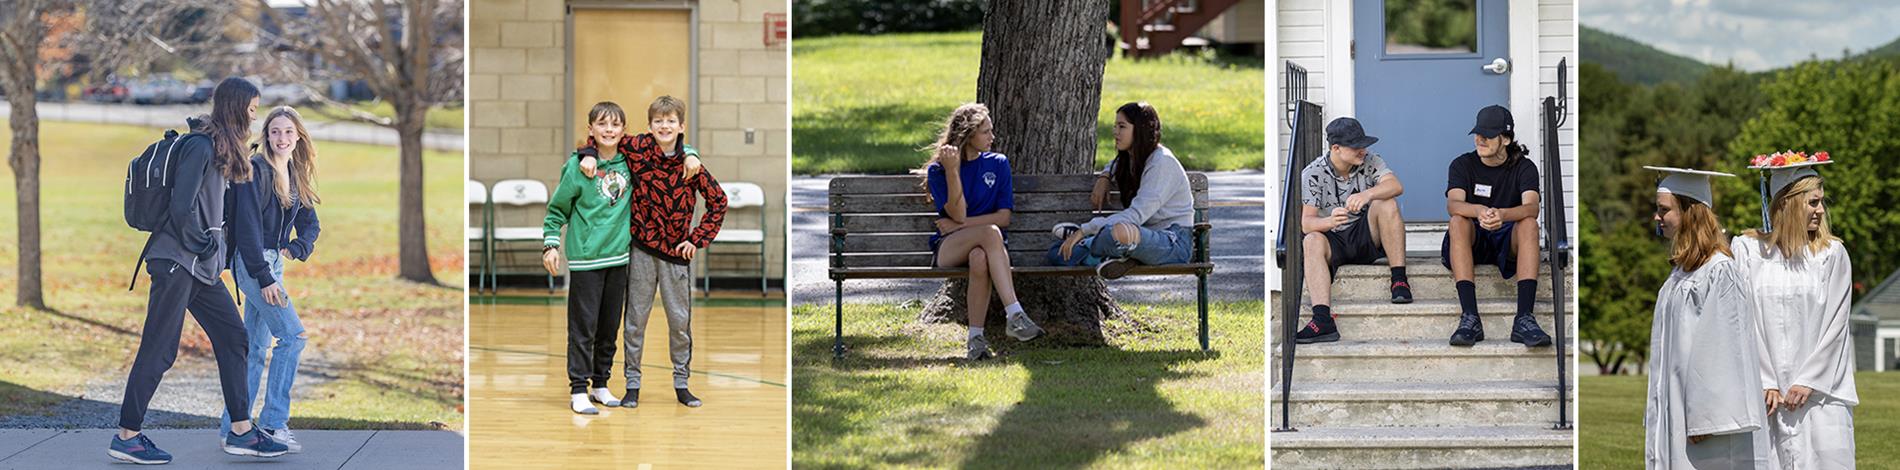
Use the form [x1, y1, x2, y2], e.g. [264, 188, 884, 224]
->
[2, 7, 48, 310]
[918, 0, 1120, 346]
[395, 99, 437, 284]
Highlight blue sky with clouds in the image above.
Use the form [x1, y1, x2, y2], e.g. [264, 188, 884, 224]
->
[1581, 0, 1900, 71]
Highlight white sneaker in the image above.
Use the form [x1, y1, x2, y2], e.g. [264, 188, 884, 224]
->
[261, 427, 302, 454]
[588, 388, 621, 407]
[570, 394, 599, 415]
[967, 335, 992, 361]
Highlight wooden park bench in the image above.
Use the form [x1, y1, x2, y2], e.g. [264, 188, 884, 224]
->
[826, 172, 1215, 358]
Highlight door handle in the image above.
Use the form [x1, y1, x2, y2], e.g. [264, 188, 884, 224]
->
[1483, 58, 1510, 74]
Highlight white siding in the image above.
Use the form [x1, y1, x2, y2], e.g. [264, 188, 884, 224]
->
[1272, 0, 1579, 247]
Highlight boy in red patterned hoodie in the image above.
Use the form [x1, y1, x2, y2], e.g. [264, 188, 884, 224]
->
[576, 95, 725, 408]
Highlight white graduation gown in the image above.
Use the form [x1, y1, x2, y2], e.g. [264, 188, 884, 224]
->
[1732, 237, 1857, 469]
[1644, 253, 1778, 469]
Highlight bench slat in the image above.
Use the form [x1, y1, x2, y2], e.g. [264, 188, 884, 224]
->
[831, 263, 1214, 279]
[829, 190, 1208, 214]
[832, 250, 1057, 268]
[828, 173, 1206, 194]
[836, 212, 1106, 233]
[840, 232, 1067, 253]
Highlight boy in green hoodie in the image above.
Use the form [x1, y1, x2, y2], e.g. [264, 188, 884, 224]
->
[542, 102, 638, 415]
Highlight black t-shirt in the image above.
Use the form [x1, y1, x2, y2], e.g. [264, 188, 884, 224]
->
[1446, 151, 1539, 209]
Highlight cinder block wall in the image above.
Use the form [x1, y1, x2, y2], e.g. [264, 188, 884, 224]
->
[470, 0, 788, 285]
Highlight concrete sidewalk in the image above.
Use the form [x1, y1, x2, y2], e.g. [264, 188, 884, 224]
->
[0, 102, 463, 151]
[789, 171, 1266, 305]
[0, 429, 461, 469]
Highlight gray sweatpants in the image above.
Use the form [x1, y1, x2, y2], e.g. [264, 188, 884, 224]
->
[624, 249, 693, 389]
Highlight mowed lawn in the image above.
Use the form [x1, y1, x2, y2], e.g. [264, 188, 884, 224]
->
[1580, 373, 1900, 468]
[792, 301, 1264, 468]
[0, 119, 465, 429]
[793, 31, 1265, 175]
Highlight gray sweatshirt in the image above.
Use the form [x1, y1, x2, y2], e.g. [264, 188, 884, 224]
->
[1081, 145, 1194, 235]
[144, 134, 229, 285]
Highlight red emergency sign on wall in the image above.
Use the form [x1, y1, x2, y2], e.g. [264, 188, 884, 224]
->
[765, 13, 786, 47]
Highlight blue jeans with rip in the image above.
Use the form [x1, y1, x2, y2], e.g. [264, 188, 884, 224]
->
[220, 250, 305, 434]
[1046, 223, 1193, 267]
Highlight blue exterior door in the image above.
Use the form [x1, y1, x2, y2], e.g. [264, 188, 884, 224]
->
[1352, 0, 1510, 222]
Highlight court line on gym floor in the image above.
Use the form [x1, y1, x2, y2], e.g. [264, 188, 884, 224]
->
[467, 345, 787, 388]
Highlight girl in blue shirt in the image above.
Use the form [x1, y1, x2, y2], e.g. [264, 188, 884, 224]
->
[923, 103, 1044, 360]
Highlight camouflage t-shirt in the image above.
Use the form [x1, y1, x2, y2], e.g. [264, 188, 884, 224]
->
[1300, 152, 1393, 232]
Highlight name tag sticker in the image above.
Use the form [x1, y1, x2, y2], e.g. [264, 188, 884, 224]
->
[1474, 184, 1493, 198]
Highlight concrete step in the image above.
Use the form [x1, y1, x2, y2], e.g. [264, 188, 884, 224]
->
[1271, 339, 1572, 383]
[1270, 425, 1574, 469]
[1327, 261, 1567, 301]
[1267, 380, 1573, 428]
[1270, 299, 1571, 341]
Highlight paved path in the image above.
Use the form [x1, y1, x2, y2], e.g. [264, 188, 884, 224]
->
[789, 171, 1265, 305]
[0, 102, 463, 151]
[0, 429, 461, 469]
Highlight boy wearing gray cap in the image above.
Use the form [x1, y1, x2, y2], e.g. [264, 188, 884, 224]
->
[1294, 117, 1411, 344]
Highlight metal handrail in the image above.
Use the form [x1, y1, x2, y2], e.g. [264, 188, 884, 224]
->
[1542, 57, 1573, 430]
[1274, 61, 1318, 433]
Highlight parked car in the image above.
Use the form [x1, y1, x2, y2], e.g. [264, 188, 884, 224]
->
[185, 81, 214, 104]
[128, 77, 194, 105]
[260, 83, 312, 106]
[83, 79, 129, 103]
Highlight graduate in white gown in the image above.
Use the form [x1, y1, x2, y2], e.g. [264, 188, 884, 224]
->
[1732, 155, 1856, 469]
[1642, 167, 1777, 469]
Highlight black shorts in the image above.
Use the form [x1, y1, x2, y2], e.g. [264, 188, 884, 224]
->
[1440, 220, 1520, 279]
[1323, 220, 1385, 277]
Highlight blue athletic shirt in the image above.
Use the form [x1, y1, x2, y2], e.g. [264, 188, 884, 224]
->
[925, 151, 1015, 250]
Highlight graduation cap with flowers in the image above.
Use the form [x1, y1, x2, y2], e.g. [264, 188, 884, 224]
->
[1747, 150, 1833, 233]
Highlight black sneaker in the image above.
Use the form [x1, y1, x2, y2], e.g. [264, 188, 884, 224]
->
[1293, 313, 1339, 344]
[1390, 280, 1414, 304]
[1097, 257, 1138, 280]
[1510, 314, 1553, 347]
[1449, 313, 1484, 346]
[622, 388, 640, 408]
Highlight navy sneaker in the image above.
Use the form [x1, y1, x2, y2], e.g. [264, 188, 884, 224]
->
[1449, 313, 1485, 346]
[222, 427, 290, 458]
[1510, 314, 1553, 347]
[108, 433, 172, 465]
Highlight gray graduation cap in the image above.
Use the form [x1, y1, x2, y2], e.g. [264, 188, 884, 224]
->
[1644, 166, 1735, 208]
[1749, 159, 1832, 232]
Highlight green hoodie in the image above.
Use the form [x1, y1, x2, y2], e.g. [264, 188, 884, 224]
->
[543, 150, 632, 271]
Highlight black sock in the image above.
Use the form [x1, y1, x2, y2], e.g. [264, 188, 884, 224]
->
[1456, 281, 1478, 318]
[1390, 266, 1408, 284]
[676, 387, 701, 406]
[1517, 279, 1538, 317]
[625, 388, 640, 403]
[1311, 304, 1333, 327]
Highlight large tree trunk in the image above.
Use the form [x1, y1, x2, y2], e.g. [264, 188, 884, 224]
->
[918, 0, 1119, 346]
[2, 8, 47, 310]
[394, 98, 437, 284]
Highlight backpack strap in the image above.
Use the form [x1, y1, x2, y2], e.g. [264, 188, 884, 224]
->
[127, 235, 157, 291]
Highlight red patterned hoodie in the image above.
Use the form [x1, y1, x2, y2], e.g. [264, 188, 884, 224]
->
[616, 134, 725, 265]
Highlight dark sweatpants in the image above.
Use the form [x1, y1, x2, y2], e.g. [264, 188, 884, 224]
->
[119, 259, 252, 432]
[567, 265, 628, 394]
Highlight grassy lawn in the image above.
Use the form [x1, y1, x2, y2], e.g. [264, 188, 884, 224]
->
[793, 32, 1264, 175]
[1580, 373, 1900, 468]
[0, 120, 465, 430]
[791, 300, 1264, 468]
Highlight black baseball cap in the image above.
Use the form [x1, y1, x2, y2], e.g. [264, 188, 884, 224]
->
[1470, 105, 1514, 139]
[1326, 117, 1379, 149]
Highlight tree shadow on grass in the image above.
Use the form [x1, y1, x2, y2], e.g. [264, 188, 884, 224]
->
[959, 348, 1215, 469]
[792, 322, 1218, 469]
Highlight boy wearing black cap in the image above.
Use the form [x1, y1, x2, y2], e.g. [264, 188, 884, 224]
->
[1294, 117, 1411, 344]
[1442, 105, 1551, 347]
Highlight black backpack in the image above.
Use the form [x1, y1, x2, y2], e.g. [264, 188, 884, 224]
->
[124, 128, 208, 290]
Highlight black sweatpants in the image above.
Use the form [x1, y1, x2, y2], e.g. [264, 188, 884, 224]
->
[119, 259, 252, 432]
[567, 265, 628, 394]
